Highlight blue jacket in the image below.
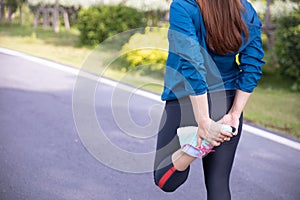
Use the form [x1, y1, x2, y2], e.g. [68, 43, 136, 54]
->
[161, 0, 265, 101]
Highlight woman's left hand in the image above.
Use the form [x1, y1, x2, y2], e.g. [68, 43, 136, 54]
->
[219, 113, 240, 136]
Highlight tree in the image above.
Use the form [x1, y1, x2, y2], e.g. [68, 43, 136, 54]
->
[31, 0, 71, 32]
[251, 0, 300, 50]
[29, 0, 170, 32]
[0, 0, 25, 24]
[18, 0, 24, 24]
[5, 0, 18, 23]
[29, 0, 108, 32]
[263, 0, 276, 49]
[0, 0, 5, 22]
[52, 0, 59, 32]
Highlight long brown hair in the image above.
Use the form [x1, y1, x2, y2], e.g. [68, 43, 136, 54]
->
[196, 0, 249, 55]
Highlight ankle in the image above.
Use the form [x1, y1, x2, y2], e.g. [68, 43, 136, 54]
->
[172, 150, 196, 171]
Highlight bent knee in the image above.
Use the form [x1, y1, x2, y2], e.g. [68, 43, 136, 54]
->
[153, 157, 189, 193]
[154, 178, 178, 193]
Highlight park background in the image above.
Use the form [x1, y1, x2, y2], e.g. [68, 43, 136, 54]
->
[0, 0, 299, 140]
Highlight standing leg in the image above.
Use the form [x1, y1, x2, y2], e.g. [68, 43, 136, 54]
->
[202, 115, 243, 200]
[201, 91, 242, 200]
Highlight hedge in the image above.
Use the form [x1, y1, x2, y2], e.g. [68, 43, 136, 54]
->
[120, 27, 168, 78]
[77, 5, 146, 46]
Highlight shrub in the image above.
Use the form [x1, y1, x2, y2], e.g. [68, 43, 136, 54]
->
[274, 9, 300, 91]
[77, 5, 145, 46]
[120, 27, 168, 78]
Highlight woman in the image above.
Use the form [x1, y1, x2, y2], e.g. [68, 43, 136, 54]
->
[153, 0, 265, 199]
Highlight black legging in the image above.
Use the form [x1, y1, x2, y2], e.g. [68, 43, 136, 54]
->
[153, 90, 243, 200]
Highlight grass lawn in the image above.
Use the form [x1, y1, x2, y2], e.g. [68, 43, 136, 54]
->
[1, 23, 299, 139]
[245, 75, 300, 139]
[0, 23, 90, 67]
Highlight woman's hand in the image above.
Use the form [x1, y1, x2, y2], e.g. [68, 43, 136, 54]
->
[219, 113, 240, 136]
[218, 89, 251, 136]
[196, 118, 233, 147]
[189, 93, 235, 148]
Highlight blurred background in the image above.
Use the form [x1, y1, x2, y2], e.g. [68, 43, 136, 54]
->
[0, 0, 299, 139]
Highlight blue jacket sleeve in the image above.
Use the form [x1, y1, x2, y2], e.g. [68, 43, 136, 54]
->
[237, 2, 265, 93]
[168, 1, 208, 95]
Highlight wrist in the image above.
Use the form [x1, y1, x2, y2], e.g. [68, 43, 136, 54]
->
[228, 111, 241, 120]
[196, 116, 211, 126]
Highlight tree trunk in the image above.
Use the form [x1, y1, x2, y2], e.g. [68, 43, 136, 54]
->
[7, 6, 13, 23]
[43, 7, 50, 29]
[53, 0, 59, 33]
[164, 11, 169, 21]
[264, 0, 275, 50]
[0, 1, 5, 22]
[34, 7, 42, 28]
[62, 9, 70, 31]
[19, 4, 22, 25]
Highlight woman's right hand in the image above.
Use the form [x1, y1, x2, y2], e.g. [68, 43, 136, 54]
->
[196, 118, 233, 147]
[189, 93, 233, 148]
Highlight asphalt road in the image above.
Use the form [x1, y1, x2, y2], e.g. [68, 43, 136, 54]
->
[0, 50, 300, 200]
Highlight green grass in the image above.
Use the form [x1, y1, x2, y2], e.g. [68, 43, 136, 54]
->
[245, 74, 300, 139]
[1, 23, 299, 139]
[0, 23, 90, 67]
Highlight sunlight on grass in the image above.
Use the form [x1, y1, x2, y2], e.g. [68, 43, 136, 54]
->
[245, 87, 300, 138]
[0, 25, 90, 67]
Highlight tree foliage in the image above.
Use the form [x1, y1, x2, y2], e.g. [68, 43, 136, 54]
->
[274, 9, 300, 91]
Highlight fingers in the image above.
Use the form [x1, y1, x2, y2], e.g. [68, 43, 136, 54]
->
[212, 131, 233, 144]
[196, 137, 202, 148]
[220, 124, 239, 137]
[197, 135, 221, 148]
[219, 114, 239, 136]
[196, 136, 222, 148]
[226, 126, 238, 136]
[205, 136, 221, 146]
[232, 127, 238, 136]
[211, 141, 221, 147]
[206, 134, 223, 145]
[220, 130, 233, 137]
[197, 119, 238, 148]
[215, 135, 226, 143]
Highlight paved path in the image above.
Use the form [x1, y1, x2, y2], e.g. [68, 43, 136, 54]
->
[0, 50, 300, 200]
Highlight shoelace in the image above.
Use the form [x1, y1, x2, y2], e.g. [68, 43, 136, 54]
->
[197, 145, 215, 154]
